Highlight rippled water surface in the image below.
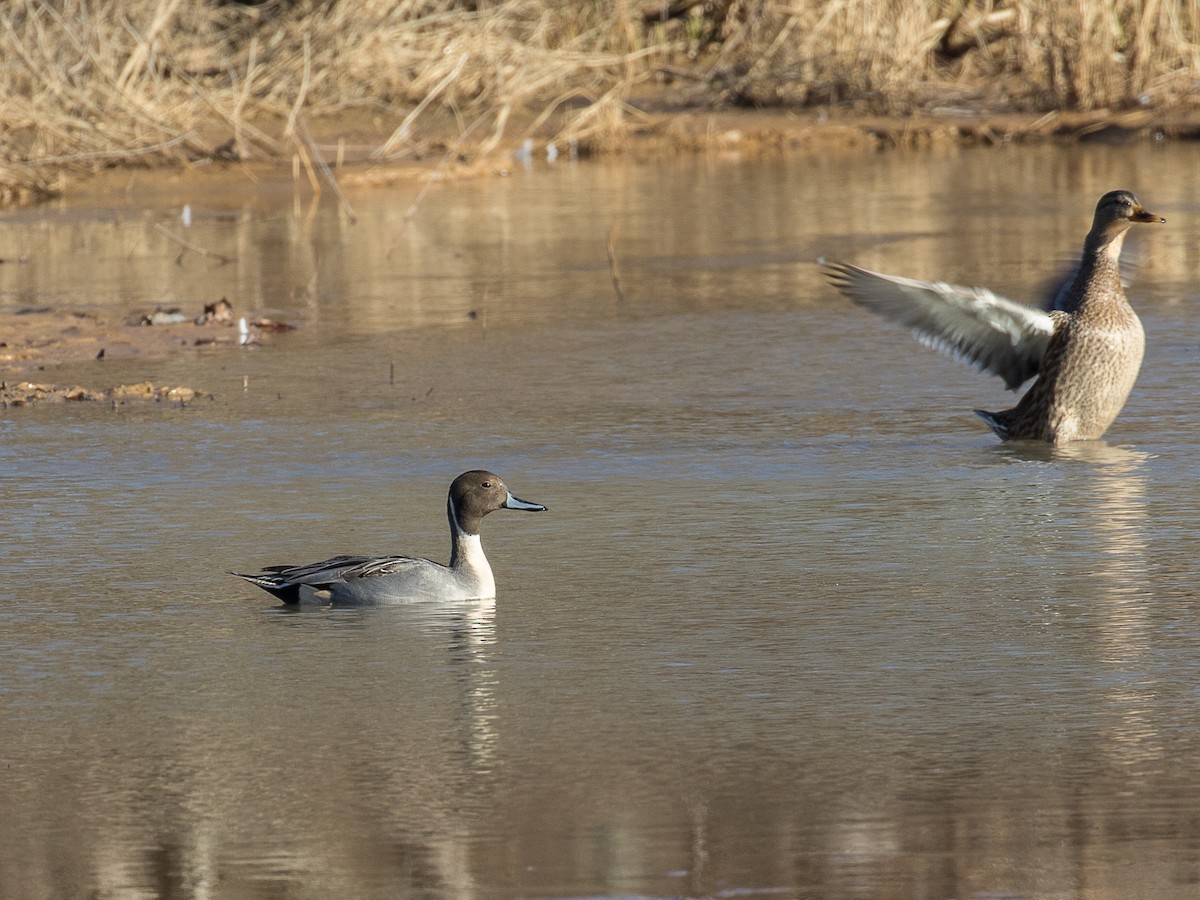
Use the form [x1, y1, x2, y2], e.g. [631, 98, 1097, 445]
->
[3, 143, 1200, 899]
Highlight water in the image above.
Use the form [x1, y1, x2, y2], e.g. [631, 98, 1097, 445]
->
[3, 143, 1200, 899]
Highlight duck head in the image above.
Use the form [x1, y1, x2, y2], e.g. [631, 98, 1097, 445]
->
[1087, 190, 1164, 255]
[449, 470, 546, 536]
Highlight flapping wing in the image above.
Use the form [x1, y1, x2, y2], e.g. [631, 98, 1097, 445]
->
[823, 261, 1057, 390]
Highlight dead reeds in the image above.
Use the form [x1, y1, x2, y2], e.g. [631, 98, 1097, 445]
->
[0, 0, 660, 201]
[714, 0, 1200, 113]
[2, 1, 1200, 203]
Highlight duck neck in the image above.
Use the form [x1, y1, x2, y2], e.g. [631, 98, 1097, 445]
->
[447, 495, 490, 575]
[1072, 225, 1129, 309]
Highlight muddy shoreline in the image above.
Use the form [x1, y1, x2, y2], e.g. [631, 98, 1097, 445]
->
[1, 106, 1191, 404]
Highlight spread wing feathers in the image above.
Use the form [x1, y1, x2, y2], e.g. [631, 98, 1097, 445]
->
[824, 262, 1058, 390]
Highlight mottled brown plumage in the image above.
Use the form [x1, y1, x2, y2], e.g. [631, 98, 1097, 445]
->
[824, 190, 1164, 444]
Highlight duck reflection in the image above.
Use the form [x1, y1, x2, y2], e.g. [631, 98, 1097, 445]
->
[102, 600, 504, 898]
[1058, 445, 1164, 770]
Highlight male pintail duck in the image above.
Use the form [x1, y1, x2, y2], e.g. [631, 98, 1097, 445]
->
[824, 190, 1164, 444]
[232, 470, 546, 605]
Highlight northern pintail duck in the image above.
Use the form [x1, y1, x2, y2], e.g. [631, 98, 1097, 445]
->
[824, 190, 1164, 444]
[233, 470, 546, 605]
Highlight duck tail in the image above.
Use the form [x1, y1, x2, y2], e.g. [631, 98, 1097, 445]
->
[973, 408, 1010, 440]
[229, 571, 302, 604]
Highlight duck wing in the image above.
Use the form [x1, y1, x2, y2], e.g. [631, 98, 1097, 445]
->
[231, 554, 377, 602]
[339, 555, 435, 581]
[824, 261, 1057, 390]
[255, 555, 375, 583]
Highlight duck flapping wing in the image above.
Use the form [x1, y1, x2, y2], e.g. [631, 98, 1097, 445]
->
[823, 261, 1058, 390]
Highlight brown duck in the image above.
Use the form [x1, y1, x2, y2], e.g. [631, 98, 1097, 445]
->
[824, 190, 1165, 444]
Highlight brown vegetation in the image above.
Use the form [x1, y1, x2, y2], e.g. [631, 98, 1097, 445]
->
[2, 0, 1200, 204]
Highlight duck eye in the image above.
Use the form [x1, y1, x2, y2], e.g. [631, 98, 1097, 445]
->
[481, 481, 492, 488]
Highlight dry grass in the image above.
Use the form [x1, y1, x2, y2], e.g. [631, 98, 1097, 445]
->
[0, 0, 660, 201]
[2, 0, 1200, 203]
[715, 0, 1200, 112]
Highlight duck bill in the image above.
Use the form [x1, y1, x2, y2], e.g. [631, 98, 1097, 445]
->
[1131, 206, 1166, 223]
[504, 492, 546, 512]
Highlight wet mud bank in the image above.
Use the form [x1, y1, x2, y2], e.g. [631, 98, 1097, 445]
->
[1, 104, 1190, 405]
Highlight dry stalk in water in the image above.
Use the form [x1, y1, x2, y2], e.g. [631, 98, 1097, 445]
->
[607, 222, 626, 304]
